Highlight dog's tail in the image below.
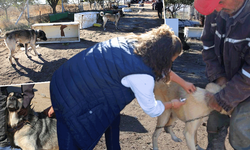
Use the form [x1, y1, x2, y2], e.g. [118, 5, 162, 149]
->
[0, 33, 8, 41]
[100, 11, 104, 16]
[0, 36, 5, 41]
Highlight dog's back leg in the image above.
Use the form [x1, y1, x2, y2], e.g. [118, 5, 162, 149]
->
[164, 114, 182, 142]
[24, 43, 31, 58]
[103, 18, 107, 31]
[152, 110, 171, 150]
[184, 120, 202, 150]
[115, 20, 119, 30]
[5, 39, 16, 65]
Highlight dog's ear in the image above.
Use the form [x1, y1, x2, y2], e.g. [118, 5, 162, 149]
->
[38, 30, 43, 37]
[8, 92, 15, 98]
[39, 30, 47, 41]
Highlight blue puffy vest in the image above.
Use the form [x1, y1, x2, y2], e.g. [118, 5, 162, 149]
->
[50, 37, 155, 149]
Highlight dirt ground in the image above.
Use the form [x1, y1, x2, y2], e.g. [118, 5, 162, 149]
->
[2, 4, 233, 150]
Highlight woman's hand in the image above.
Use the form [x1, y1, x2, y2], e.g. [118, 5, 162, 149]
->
[43, 106, 55, 118]
[169, 71, 196, 94]
[183, 81, 196, 94]
[171, 99, 185, 109]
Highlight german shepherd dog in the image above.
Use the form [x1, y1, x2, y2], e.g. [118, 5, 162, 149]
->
[6, 92, 58, 150]
[100, 11, 121, 31]
[152, 81, 229, 150]
[0, 29, 47, 65]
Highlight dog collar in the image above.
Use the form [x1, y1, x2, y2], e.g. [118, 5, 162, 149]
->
[7, 120, 30, 133]
[185, 114, 210, 123]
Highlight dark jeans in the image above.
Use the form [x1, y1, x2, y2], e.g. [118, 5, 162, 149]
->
[207, 99, 250, 150]
[55, 108, 121, 150]
[229, 99, 250, 150]
[0, 88, 8, 147]
[158, 10, 162, 19]
[206, 111, 230, 150]
[105, 115, 121, 150]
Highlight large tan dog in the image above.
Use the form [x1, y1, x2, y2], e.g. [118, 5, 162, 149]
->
[0, 29, 47, 65]
[152, 81, 226, 150]
[6, 92, 58, 150]
[100, 11, 121, 30]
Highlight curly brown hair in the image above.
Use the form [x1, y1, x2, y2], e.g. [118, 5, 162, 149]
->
[126, 24, 183, 82]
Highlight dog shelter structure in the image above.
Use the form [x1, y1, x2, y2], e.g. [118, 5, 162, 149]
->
[32, 22, 80, 44]
[32, 11, 102, 44]
[15, 0, 100, 44]
[74, 12, 99, 29]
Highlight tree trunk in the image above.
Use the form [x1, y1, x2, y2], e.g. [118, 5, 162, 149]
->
[52, 5, 57, 14]
[171, 12, 174, 18]
[5, 9, 8, 20]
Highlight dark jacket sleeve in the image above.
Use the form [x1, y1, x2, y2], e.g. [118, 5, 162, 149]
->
[21, 84, 34, 108]
[215, 45, 250, 112]
[201, 12, 226, 82]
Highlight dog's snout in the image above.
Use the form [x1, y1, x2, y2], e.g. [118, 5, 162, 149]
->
[9, 96, 16, 101]
[7, 96, 19, 111]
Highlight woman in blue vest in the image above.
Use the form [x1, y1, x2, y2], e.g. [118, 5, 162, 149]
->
[50, 24, 196, 150]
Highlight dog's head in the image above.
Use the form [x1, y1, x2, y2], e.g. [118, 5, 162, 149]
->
[36, 30, 47, 41]
[6, 92, 25, 128]
[7, 92, 23, 113]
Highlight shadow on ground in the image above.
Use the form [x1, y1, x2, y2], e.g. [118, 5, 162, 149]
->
[120, 114, 148, 133]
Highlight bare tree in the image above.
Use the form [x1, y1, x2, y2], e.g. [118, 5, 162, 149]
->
[164, 0, 193, 18]
[0, 0, 14, 20]
[13, 0, 36, 12]
[47, 0, 60, 13]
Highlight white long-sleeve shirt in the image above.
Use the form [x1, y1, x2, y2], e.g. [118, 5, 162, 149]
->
[121, 74, 165, 117]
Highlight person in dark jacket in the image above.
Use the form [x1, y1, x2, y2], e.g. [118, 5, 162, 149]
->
[155, 0, 163, 19]
[0, 84, 34, 150]
[195, 0, 250, 149]
[50, 24, 196, 150]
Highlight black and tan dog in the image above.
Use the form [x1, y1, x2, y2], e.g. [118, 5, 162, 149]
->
[0, 29, 47, 65]
[6, 92, 58, 150]
[100, 11, 121, 30]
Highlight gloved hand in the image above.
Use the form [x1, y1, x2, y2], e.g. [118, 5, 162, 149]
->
[205, 92, 222, 112]
[215, 77, 227, 86]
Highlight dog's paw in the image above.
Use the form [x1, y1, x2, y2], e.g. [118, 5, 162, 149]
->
[27, 55, 32, 58]
[172, 137, 182, 142]
[38, 53, 42, 57]
[196, 144, 204, 150]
